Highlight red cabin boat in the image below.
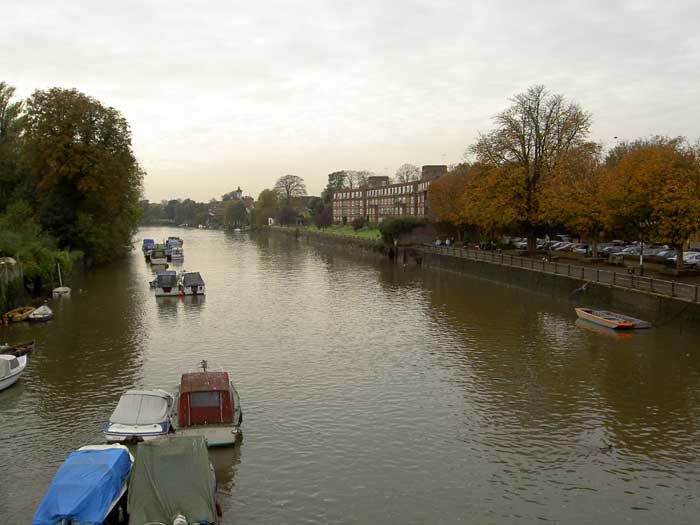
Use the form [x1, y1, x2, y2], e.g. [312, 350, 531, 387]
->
[172, 361, 242, 447]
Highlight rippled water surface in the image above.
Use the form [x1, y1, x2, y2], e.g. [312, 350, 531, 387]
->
[2, 227, 700, 523]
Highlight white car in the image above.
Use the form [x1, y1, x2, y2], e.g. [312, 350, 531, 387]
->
[667, 252, 700, 266]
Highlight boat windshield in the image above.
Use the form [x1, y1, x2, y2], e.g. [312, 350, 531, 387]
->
[110, 393, 169, 425]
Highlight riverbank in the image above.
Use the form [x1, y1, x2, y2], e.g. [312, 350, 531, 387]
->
[268, 225, 700, 326]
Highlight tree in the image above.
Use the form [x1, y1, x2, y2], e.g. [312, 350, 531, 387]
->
[255, 188, 279, 227]
[277, 206, 298, 226]
[224, 200, 248, 228]
[0, 82, 25, 211]
[541, 143, 607, 256]
[274, 174, 306, 206]
[322, 171, 347, 202]
[312, 206, 332, 229]
[470, 85, 592, 251]
[428, 163, 470, 238]
[394, 163, 420, 183]
[603, 137, 700, 268]
[348, 170, 372, 189]
[22, 87, 144, 261]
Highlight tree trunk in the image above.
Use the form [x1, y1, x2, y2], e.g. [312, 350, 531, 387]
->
[527, 234, 537, 253]
[592, 239, 598, 258]
[676, 245, 684, 269]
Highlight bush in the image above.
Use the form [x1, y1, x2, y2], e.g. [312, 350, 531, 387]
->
[378, 217, 427, 243]
[351, 216, 366, 231]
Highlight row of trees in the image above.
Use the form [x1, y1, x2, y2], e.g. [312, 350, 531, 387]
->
[0, 81, 143, 265]
[428, 86, 700, 266]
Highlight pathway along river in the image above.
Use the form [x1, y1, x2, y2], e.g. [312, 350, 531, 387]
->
[2, 227, 700, 524]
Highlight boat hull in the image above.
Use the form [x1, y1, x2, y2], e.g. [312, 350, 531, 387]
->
[154, 288, 180, 297]
[575, 308, 634, 329]
[180, 285, 206, 296]
[0, 355, 27, 392]
[174, 425, 241, 447]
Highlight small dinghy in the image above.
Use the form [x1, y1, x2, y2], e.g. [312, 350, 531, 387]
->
[28, 305, 53, 322]
[0, 340, 35, 357]
[172, 360, 242, 447]
[575, 307, 652, 330]
[104, 389, 174, 443]
[32, 444, 133, 525]
[127, 436, 222, 525]
[0, 354, 28, 392]
[2, 306, 35, 323]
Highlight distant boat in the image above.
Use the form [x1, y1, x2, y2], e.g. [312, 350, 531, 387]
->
[149, 248, 168, 268]
[28, 305, 53, 322]
[142, 238, 156, 256]
[52, 263, 71, 298]
[104, 389, 174, 443]
[153, 270, 179, 297]
[170, 246, 184, 262]
[574, 307, 652, 330]
[179, 271, 205, 296]
[32, 444, 133, 525]
[0, 353, 28, 392]
[0, 341, 35, 357]
[171, 360, 242, 447]
[2, 306, 35, 323]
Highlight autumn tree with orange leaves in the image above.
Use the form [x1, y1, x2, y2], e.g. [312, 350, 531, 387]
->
[470, 85, 592, 251]
[428, 164, 470, 238]
[603, 137, 700, 268]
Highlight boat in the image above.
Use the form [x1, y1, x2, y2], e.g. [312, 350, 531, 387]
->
[2, 306, 35, 323]
[0, 340, 36, 357]
[153, 270, 179, 297]
[52, 263, 71, 298]
[149, 248, 168, 268]
[32, 444, 133, 525]
[104, 389, 174, 443]
[167, 236, 184, 247]
[170, 246, 184, 262]
[142, 238, 156, 255]
[127, 436, 222, 525]
[575, 319, 634, 340]
[172, 360, 242, 447]
[574, 307, 652, 330]
[179, 271, 205, 296]
[28, 305, 53, 322]
[0, 354, 28, 391]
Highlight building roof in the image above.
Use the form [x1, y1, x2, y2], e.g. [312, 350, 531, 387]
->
[180, 371, 230, 393]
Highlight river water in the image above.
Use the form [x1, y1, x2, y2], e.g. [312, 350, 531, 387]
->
[2, 227, 700, 524]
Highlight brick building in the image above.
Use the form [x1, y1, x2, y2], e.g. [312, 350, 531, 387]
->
[332, 165, 447, 224]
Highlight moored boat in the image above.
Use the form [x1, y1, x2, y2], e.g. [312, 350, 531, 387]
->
[170, 246, 184, 262]
[574, 307, 652, 330]
[28, 305, 53, 322]
[172, 360, 242, 447]
[0, 354, 27, 392]
[149, 248, 168, 268]
[104, 389, 174, 443]
[153, 270, 179, 297]
[142, 238, 156, 256]
[0, 340, 35, 357]
[2, 306, 35, 323]
[32, 444, 133, 525]
[127, 436, 221, 525]
[179, 271, 205, 296]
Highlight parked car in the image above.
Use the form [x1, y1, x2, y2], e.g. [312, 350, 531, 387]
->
[555, 242, 575, 251]
[654, 249, 677, 259]
[667, 252, 700, 266]
[571, 243, 589, 254]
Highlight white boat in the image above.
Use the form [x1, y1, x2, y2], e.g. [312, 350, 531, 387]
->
[104, 389, 174, 443]
[153, 270, 180, 297]
[149, 248, 168, 267]
[52, 263, 71, 298]
[170, 246, 184, 262]
[28, 305, 53, 322]
[0, 354, 28, 392]
[179, 271, 205, 296]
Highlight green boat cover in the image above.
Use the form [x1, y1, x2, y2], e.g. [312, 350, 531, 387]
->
[127, 436, 216, 525]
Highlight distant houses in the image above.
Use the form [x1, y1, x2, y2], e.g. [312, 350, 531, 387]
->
[207, 186, 255, 228]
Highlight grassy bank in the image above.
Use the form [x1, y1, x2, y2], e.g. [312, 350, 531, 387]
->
[295, 224, 382, 240]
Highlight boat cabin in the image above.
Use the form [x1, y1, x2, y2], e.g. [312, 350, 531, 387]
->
[178, 371, 234, 426]
[142, 238, 155, 251]
[0, 355, 21, 378]
[155, 271, 178, 292]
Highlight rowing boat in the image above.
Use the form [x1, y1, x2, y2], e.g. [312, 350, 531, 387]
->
[2, 306, 36, 323]
[574, 307, 651, 330]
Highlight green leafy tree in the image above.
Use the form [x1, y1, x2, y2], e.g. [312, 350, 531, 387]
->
[22, 87, 144, 262]
[0, 82, 25, 211]
[255, 188, 279, 227]
[224, 200, 248, 228]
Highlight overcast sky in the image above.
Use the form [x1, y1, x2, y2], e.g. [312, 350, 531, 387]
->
[3, 0, 699, 202]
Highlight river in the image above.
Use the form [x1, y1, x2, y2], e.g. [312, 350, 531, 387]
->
[2, 227, 700, 524]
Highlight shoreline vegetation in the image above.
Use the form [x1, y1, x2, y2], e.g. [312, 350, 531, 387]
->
[0, 81, 143, 310]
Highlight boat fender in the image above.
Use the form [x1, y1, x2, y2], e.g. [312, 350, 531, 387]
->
[216, 501, 223, 517]
[173, 515, 188, 525]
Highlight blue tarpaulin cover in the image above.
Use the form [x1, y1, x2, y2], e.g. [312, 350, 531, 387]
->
[142, 238, 155, 246]
[33, 448, 131, 525]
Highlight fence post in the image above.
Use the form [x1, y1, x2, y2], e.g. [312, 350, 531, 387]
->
[567, 264, 571, 277]
[596, 269, 599, 282]
[671, 281, 675, 297]
[696, 284, 699, 303]
[554, 262, 557, 274]
[612, 272, 616, 286]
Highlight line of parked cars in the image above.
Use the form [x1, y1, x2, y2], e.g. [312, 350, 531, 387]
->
[504, 236, 700, 268]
